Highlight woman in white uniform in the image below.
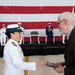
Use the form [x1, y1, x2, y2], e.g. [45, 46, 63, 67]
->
[3, 24, 45, 75]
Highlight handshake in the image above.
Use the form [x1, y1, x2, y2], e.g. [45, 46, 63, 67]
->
[36, 60, 58, 68]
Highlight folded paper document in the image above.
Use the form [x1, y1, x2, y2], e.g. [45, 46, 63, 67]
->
[46, 61, 58, 68]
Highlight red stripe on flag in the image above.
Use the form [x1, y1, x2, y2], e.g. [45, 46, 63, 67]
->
[0, 6, 74, 14]
[0, 22, 58, 29]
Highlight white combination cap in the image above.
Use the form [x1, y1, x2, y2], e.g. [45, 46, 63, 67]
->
[6, 24, 23, 35]
[7, 24, 20, 28]
[17, 22, 22, 25]
[48, 23, 51, 24]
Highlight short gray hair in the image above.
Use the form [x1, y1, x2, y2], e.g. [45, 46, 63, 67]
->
[58, 12, 75, 25]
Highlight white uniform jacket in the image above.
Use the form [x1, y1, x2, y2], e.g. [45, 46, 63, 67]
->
[0, 28, 6, 37]
[3, 39, 36, 75]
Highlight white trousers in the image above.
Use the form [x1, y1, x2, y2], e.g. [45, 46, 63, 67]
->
[0, 36, 6, 46]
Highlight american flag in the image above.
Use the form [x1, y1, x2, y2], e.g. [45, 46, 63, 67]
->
[0, 0, 75, 41]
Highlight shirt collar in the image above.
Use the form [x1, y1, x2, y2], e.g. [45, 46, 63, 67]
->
[67, 27, 74, 40]
[9, 39, 19, 46]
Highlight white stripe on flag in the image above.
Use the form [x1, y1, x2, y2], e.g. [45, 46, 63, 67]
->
[0, 14, 59, 22]
[0, 0, 75, 6]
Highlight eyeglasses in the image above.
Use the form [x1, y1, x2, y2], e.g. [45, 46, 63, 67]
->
[57, 20, 65, 25]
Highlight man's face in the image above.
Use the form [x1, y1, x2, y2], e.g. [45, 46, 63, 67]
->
[48, 25, 51, 28]
[11, 32, 22, 42]
[18, 24, 21, 27]
[57, 19, 68, 35]
[2, 25, 5, 28]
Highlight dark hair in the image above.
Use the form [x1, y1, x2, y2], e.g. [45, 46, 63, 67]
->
[6, 33, 11, 38]
[6, 32, 14, 38]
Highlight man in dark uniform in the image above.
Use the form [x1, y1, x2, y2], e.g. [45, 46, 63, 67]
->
[46, 23, 53, 43]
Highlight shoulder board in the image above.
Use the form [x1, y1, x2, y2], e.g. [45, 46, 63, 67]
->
[12, 42, 17, 47]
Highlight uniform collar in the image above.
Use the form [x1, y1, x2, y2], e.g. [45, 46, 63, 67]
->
[9, 39, 19, 46]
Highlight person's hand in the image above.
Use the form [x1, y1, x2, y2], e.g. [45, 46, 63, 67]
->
[54, 65, 63, 73]
[45, 61, 59, 68]
[36, 60, 46, 66]
[55, 62, 65, 67]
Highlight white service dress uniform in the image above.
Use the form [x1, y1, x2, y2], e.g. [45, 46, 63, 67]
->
[0, 27, 7, 46]
[3, 39, 36, 75]
[19, 27, 25, 44]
